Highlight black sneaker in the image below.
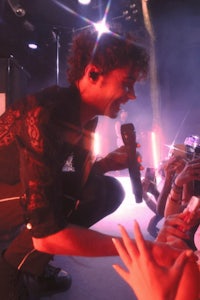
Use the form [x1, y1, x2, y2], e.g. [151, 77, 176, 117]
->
[39, 264, 72, 296]
[24, 263, 72, 298]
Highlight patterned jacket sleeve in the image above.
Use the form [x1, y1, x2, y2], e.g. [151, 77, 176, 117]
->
[18, 95, 69, 238]
[0, 107, 20, 147]
[0, 96, 68, 238]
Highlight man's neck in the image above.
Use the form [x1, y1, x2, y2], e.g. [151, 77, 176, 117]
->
[80, 102, 98, 127]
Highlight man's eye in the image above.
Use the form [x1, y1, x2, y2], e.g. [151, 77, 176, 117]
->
[123, 82, 133, 91]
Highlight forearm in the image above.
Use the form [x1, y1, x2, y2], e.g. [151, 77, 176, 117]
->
[92, 146, 128, 174]
[164, 199, 183, 217]
[176, 260, 200, 300]
[143, 193, 157, 213]
[32, 224, 120, 256]
[164, 183, 183, 217]
[92, 157, 112, 174]
[157, 176, 174, 216]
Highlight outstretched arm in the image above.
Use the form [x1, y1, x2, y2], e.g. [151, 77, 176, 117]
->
[112, 221, 198, 300]
[157, 156, 185, 216]
[92, 145, 129, 174]
[33, 223, 122, 257]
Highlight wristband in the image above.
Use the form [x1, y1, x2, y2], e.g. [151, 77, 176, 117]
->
[169, 195, 181, 204]
[169, 188, 182, 203]
[172, 182, 183, 194]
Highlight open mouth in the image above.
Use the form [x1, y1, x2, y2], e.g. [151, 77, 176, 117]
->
[108, 99, 125, 117]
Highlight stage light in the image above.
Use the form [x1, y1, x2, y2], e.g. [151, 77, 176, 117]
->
[151, 131, 159, 169]
[122, 0, 139, 22]
[7, 0, 26, 17]
[28, 43, 38, 50]
[93, 132, 100, 156]
[78, 0, 91, 4]
[93, 18, 110, 36]
[52, 0, 113, 39]
[15, 6, 26, 17]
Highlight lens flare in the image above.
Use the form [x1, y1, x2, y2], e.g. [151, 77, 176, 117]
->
[52, 0, 112, 37]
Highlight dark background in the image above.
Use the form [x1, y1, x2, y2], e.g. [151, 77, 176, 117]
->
[0, 0, 200, 161]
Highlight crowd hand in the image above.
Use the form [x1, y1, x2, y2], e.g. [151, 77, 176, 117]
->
[156, 212, 193, 248]
[182, 197, 200, 228]
[112, 221, 194, 300]
[175, 157, 200, 187]
[163, 156, 186, 178]
[141, 178, 152, 196]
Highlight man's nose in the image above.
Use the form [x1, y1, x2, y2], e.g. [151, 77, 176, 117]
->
[126, 87, 136, 100]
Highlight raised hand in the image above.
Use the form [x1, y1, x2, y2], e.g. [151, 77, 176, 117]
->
[112, 221, 196, 300]
[175, 158, 200, 187]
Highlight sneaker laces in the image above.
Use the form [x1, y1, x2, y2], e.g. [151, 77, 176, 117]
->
[42, 264, 61, 279]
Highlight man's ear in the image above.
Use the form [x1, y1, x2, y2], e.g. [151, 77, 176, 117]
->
[85, 65, 101, 82]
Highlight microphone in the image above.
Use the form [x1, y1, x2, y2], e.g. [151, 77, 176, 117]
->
[120, 123, 143, 203]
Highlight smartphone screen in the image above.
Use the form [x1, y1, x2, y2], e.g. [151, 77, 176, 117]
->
[145, 167, 155, 182]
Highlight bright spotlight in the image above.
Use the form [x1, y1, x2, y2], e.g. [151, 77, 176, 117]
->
[93, 132, 100, 156]
[93, 18, 110, 37]
[78, 0, 91, 4]
[151, 131, 159, 168]
[28, 43, 38, 50]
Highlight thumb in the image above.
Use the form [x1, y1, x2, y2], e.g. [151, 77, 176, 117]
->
[172, 250, 193, 275]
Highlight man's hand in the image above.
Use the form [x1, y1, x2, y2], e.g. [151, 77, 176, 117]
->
[92, 146, 128, 174]
[104, 146, 129, 171]
[104, 145, 142, 172]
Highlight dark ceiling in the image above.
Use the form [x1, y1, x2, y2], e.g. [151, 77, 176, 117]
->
[0, 0, 199, 89]
[0, 0, 148, 89]
[0, 0, 200, 146]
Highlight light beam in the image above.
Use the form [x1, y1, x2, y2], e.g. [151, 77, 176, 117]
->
[52, 0, 112, 37]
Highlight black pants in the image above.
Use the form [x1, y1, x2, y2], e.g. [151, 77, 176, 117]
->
[1, 173, 125, 276]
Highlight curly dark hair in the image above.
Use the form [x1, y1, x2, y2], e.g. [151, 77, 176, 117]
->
[67, 28, 149, 84]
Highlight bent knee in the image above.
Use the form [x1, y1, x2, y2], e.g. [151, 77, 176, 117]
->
[105, 176, 125, 207]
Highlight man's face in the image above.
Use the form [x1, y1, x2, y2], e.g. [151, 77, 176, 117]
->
[95, 67, 138, 118]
